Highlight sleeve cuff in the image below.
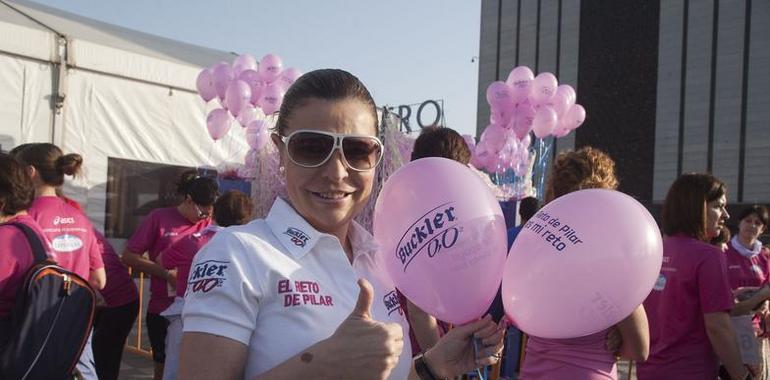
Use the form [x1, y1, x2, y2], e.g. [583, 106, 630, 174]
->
[182, 315, 253, 346]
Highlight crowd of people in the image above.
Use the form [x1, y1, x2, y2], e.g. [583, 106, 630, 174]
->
[0, 68, 768, 380]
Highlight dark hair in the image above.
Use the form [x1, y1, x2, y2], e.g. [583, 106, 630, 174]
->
[545, 147, 618, 203]
[661, 173, 726, 241]
[8, 143, 36, 156]
[176, 170, 219, 206]
[213, 190, 254, 227]
[14, 143, 82, 187]
[0, 153, 35, 215]
[410, 126, 471, 164]
[274, 69, 377, 136]
[737, 205, 769, 228]
[710, 225, 731, 246]
[519, 196, 539, 222]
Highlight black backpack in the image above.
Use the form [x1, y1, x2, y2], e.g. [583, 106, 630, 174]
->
[0, 222, 96, 380]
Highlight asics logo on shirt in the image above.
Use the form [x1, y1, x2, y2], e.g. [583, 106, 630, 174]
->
[284, 227, 310, 247]
[53, 216, 76, 225]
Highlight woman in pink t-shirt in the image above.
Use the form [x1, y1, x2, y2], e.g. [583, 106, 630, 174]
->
[157, 190, 254, 380]
[638, 173, 749, 380]
[519, 147, 649, 380]
[121, 170, 217, 380]
[723, 205, 770, 378]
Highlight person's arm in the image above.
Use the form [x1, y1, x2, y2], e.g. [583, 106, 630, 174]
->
[406, 299, 441, 352]
[704, 311, 749, 380]
[89, 268, 106, 290]
[614, 304, 649, 361]
[121, 248, 169, 279]
[731, 286, 770, 316]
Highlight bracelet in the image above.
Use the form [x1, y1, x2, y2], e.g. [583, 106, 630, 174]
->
[413, 353, 439, 380]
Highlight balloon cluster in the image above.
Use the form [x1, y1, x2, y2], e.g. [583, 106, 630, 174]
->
[196, 53, 302, 148]
[470, 66, 585, 178]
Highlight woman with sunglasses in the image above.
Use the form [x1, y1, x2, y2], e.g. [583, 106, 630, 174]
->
[178, 69, 505, 380]
[723, 205, 770, 378]
[13, 143, 106, 379]
[121, 170, 218, 380]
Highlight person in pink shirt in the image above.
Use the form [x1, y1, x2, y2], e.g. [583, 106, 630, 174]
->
[637, 173, 749, 380]
[519, 147, 649, 380]
[157, 190, 254, 380]
[12, 143, 105, 380]
[0, 153, 52, 325]
[723, 205, 770, 378]
[121, 170, 218, 380]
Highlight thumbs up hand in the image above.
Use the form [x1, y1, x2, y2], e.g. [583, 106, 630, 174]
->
[316, 279, 405, 380]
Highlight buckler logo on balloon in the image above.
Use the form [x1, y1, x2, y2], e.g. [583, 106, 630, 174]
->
[396, 202, 460, 272]
[284, 227, 310, 247]
[383, 290, 403, 316]
[189, 259, 229, 294]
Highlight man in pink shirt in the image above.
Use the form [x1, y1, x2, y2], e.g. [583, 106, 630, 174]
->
[121, 171, 217, 380]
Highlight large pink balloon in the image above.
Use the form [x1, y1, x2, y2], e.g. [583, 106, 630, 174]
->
[232, 54, 258, 76]
[486, 81, 515, 110]
[532, 106, 558, 138]
[506, 66, 535, 102]
[212, 62, 234, 101]
[530, 72, 558, 105]
[259, 54, 284, 83]
[258, 84, 284, 115]
[503, 189, 663, 338]
[206, 108, 232, 140]
[245, 119, 269, 150]
[196, 69, 216, 102]
[278, 67, 303, 91]
[374, 158, 508, 324]
[225, 80, 252, 117]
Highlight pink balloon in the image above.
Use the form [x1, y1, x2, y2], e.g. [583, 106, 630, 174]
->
[470, 140, 490, 169]
[225, 80, 252, 117]
[232, 54, 258, 76]
[462, 134, 476, 151]
[546, 91, 571, 117]
[563, 104, 587, 130]
[552, 127, 571, 138]
[206, 108, 232, 140]
[374, 158, 508, 324]
[480, 124, 507, 153]
[532, 106, 558, 138]
[506, 66, 535, 102]
[258, 84, 284, 115]
[531, 72, 558, 105]
[238, 69, 264, 105]
[512, 104, 536, 140]
[278, 67, 303, 91]
[490, 107, 513, 127]
[259, 54, 284, 83]
[236, 105, 264, 127]
[557, 84, 576, 105]
[245, 119, 269, 150]
[503, 189, 663, 338]
[196, 69, 216, 102]
[520, 133, 532, 148]
[486, 81, 515, 110]
[212, 62, 234, 101]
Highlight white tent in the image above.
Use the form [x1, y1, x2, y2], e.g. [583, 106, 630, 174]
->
[0, 0, 248, 235]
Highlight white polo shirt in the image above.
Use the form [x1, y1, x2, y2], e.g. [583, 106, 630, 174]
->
[182, 198, 412, 379]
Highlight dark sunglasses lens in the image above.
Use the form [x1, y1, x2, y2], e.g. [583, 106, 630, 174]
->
[342, 137, 382, 170]
[287, 132, 335, 166]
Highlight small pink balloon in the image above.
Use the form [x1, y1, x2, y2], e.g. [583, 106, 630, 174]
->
[232, 54, 258, 76]
[480, 124, 507, 153]
[278, 67, 303, 91]
[259, 54, 284, 83]
[196, 69, 216, 102]
[462, 134, 476, 151]
[531, 72, 558, 105]
[512, 104, 536, 140]
[212, 62, 235, 101]
[546, 91, 571, 117]
[520, 133, 532, 148]
[470, 140, 488, 169]
[563, 104, 587, 130]
[258, 84, 285, 115]
[237, 69, 264, 105]
[532, 106, 558, 138]
[491, 107, 513, 127]
[236, 105, 264, 127]
[225, 80, 252, 117]
[245, 119, 269, 150]
[206, 108, 232, 140]
[557, 84, 577, 105]
[506, 66, 535, 102]
[486, 81, 516, 110]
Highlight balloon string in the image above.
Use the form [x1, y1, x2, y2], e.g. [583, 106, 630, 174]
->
[473, 337, 487, 380]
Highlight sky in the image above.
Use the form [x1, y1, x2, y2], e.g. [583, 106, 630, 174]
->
[29, 0, 482, 136]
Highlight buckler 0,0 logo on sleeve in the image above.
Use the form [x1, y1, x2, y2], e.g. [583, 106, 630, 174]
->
[189, 259, 229, 293]
[396, 202, 461, 272]
[284, 227, 310, 247]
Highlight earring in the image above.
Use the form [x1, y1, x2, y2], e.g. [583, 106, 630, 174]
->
[279, 165, 285, 176]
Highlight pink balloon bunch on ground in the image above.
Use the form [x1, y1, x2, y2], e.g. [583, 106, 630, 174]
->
[196, 53, 302, 141]
[470, 66, 585, 176]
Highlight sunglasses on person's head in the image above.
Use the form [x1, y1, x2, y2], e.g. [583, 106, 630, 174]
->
[276, 129, 384, 172]
[192, 203, 210, 219]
